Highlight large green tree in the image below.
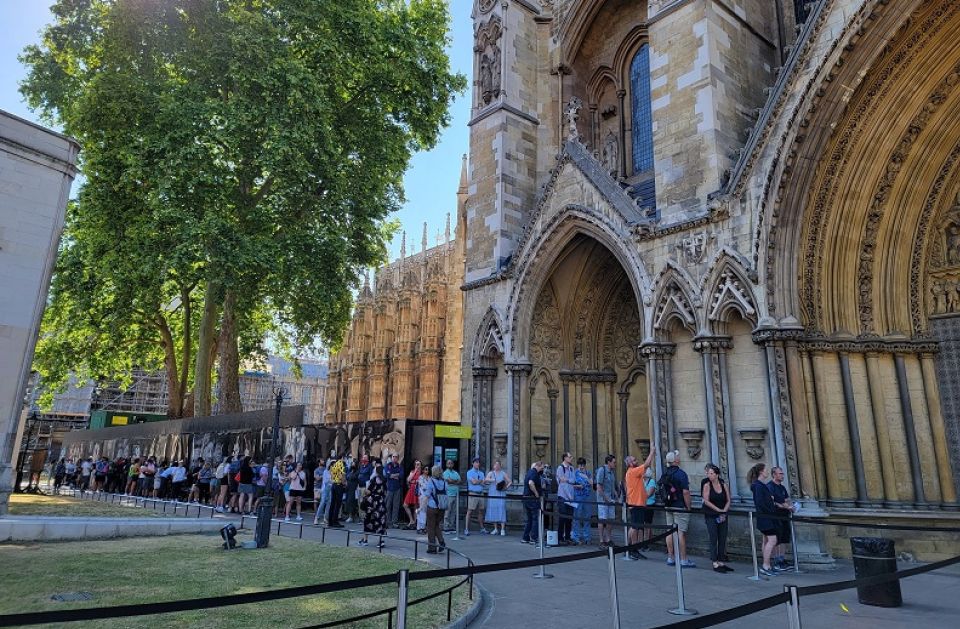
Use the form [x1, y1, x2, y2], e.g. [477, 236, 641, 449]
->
[22, 0, 464, 416]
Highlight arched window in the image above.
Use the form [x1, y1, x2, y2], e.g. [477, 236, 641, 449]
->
[630, 44, 654, 175]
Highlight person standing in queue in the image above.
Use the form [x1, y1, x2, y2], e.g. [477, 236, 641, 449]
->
[624, 447, 656, 560]
[464, 457, 488, 535]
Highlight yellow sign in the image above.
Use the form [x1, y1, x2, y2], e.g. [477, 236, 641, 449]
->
[434, 424, 472, 439]
[112, 416, 129, 425]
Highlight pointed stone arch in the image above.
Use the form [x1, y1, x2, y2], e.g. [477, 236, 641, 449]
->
[702, 253, 759, 334]
[507, 204, 652, 359]
[472, 306, 506, 367]
[651, 262, 700, 337]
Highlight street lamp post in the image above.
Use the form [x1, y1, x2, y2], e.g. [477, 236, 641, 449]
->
[14, 412, 39, 493]
[254, 386, 287, 548]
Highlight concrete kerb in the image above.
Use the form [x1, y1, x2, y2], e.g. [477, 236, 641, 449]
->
[0, 516, 226, 542]
[443, 580, 488, 629]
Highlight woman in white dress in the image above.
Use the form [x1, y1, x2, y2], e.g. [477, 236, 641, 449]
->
[484, 460, 511, 535]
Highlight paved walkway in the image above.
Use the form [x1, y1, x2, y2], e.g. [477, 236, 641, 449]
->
[57, 493, 960, 628]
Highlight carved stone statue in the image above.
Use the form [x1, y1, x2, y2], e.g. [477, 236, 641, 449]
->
[476, 16, 503, 107]
[601, 131, 619, 177]
[564, 97, 583, 142]
[947, 224, 960, 265]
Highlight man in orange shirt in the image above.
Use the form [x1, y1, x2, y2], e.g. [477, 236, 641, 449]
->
[624, 447, 656, 560]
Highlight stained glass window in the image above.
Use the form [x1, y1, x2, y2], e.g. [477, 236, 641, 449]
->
[630, 44, 654, 174]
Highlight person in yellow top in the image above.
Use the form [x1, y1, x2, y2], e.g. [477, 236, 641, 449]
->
[327, 455, 347, 528]
[623, 447, 656, 560]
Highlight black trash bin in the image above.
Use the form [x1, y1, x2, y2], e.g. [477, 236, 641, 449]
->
[850, 537, 902, 607]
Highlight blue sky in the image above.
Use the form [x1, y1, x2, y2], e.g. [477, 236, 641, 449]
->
[0, 0, 474, 262]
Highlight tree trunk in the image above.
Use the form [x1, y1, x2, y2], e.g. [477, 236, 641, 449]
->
[178, 284, 193, 411]
[217, 290, 243, 414]
[155, 314, 184, 418]
[194, 281, 219, 417]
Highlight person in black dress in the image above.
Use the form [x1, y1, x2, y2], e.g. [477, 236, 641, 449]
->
[360, 463, 387, 549]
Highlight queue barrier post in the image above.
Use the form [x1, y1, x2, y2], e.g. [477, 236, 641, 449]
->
[607, 545, 622, 629]
[451, 493, 461, 541]
[747, 510, 763, 581]
[784, 584, 802, 629]
[533, 495, 554, 579]
[789, 514, 802, 574]
[667, 524, 697, 616]
[621, 502, 632, 561]
[396, 569, 409, 629]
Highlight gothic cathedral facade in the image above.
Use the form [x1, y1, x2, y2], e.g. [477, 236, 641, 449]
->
[460, 0, 960, 531]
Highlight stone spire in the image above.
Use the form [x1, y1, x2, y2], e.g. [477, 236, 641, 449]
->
[458, 154, 468, 194]
[445, 212, 451, 244]
[422, 221, 428, 253]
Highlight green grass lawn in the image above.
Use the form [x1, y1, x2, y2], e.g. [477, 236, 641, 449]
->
[7, 494, 166, 518]
[0, 533, 472, 628]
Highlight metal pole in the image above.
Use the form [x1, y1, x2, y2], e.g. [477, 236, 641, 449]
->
[667, 526, 697, 616]
[396, 569, 409, 629]
[607, 546, 622, 629]
[533, 495, 553, 579]
[789, 515, 802, 574]
[747, 510, 762, 581]
[451, 493, 461, 541]
[784, 584, 802, 629]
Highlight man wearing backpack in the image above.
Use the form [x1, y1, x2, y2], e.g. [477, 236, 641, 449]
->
[424, 464, 448, 553]
[661, 450, 695, 567]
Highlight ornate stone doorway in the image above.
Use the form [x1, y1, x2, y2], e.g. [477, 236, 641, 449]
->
[521, 235, 649, 473]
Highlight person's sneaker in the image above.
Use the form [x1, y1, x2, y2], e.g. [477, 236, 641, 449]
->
[774, 564, 790, 572]
[680, 560, 696, 568]
[521, 538, 530, 544]
[357, 539, 368, 546]
[295, 515, 303, 521]
[345, 517, 353, 523]
[377, 541, 386, 549]
[628, 551, 641, 561]
[666, 557, 675, 566]
[463, 529, 470, 536]
[759, 567, 777, 577]
[500, 528, 506, 536]
[284, 517, 290, 522]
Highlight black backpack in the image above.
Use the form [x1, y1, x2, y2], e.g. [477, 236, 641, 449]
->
[656, 468, 679, 505]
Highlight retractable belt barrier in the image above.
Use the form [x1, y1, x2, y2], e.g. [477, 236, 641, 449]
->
[18, 485, 960, 629]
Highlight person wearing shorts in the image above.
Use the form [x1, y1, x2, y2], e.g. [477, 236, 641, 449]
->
[595, 454, 618, 547]
[464, 458, 487, 535]
[285, 462, 306, 521]
[624, 447, 656, 560]
[662, 450, 694, 568]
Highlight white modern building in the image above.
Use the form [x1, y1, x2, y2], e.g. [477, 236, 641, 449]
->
[0, 110, 79, 513]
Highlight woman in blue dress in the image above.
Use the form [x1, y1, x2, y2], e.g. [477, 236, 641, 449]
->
[484, 460, 511, 536]
[572, 457, 594, 545]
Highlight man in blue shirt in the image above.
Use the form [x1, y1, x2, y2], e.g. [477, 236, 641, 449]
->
[441, 459, 462, 533]
[464, 458, 488, 535]
[385, 454, 403, 527]
[522, 461, 544, 544]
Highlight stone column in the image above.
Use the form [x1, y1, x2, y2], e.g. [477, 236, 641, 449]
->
[618, 392, 630, 464]
[893, 354, 926, 507]
[616, 89, 627, 178]
[505, 363, 532, 483]
[809, 350, 853, 507]
[693, 337, 732, 474]
[754, 327, 804, 502]
[560, 371, 574, 454]
[640, 342, 675, 473]
[838, 352, 869, 506]
[865, 352, 900, 505]
[471, 367, 497, 467]
[548, 389, 559, 469]
[920, 353, 958, 507]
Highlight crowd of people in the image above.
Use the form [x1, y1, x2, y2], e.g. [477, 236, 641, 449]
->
[52, 448, 797, 570]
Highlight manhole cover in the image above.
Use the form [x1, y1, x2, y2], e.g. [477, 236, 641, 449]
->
[50, 592, 94, 602]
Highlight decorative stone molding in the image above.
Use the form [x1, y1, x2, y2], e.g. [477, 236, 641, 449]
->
[533, 435, 550, 460]
[472, 366, 498, 378]
[493, 432, 508, 458]
[637, 342, 676, 359]
[678, 429, 705, 460]
[478, 0, 497, 13]
[738, 428, 768, 460]
[634, 202, 728, 242]
[693, 336, 733, 352]
[676, 231, 714, 265]
[635, 438, 651, 461]
[708, 268, 757, 322]
[793, 336, 939, 355]
[504, 362, 533, 373]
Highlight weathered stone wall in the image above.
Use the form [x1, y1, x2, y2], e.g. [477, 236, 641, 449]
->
[0, 111, 79, 514]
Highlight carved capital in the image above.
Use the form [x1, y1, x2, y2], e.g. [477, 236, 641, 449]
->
[738, 428, 768, 460]
[638, 342, 676, 359]
[472, 366, 498, 378]
[693, 336, 733, 352]
[678, 429, 705, 460]
[504, 362, 533, 374]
